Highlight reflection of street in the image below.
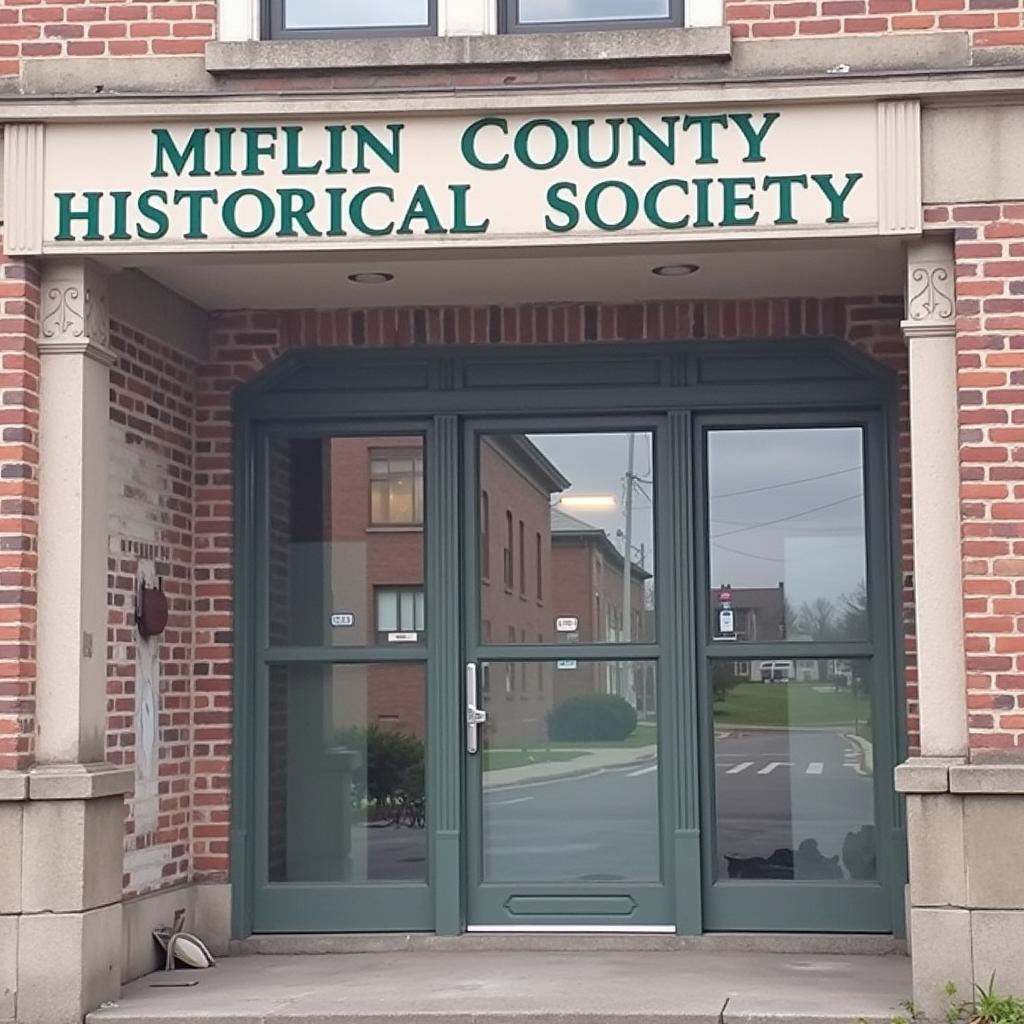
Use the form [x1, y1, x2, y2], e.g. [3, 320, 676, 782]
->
[360, 822, 427, 881]
[361, 728, 874, 886]
[482, 757, 659, 882]
[715, 728, 875, 880]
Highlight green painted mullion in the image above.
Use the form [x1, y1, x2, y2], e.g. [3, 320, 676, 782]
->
[230, 414, 258, 939]
[248, 381, 889, 421]
[470, 643, 662, 662]
[428, 414, 463, 935]
[670, 410, 701, 934]
[865, 410, 908, 937]
[704, 641, 876, 660]
[262, 646, 430, 664]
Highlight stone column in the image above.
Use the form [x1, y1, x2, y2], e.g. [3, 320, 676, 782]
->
[902, 236, 969, 761]
[895, 237, 973, 1019]
[15, 259, 132, 1024]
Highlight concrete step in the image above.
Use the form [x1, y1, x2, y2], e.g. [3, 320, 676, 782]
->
[231, 931, 906, 956]
[87, 949, 911, 1024]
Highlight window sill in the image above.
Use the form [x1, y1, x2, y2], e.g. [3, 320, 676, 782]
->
[205, 26, 731, 74]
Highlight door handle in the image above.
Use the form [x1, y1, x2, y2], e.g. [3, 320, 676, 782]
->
[466, 662, 487, 754]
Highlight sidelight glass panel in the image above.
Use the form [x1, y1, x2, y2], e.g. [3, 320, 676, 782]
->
[267, 663, 426, 883]
[478, 431, 656, 646]
[268, 435, 425, 647]
[478, 660, 659, 882]
[710, 659, 876, 882]
[707, 428, 868, 643]
[516, 0, 670, 24]
[283, 0, 430, 30]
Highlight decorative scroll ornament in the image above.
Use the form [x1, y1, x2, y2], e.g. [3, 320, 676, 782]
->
[40, 265, 111, 353]
[908, 264, 954, 323]
[41, 284, 85, 339]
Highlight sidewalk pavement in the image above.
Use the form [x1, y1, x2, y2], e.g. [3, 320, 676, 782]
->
[483, 744, 656, 790]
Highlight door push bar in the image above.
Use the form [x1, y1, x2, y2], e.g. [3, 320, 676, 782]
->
[465, 662, 487, 754]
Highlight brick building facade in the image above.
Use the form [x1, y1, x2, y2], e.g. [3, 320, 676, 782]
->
[0, 1, 1021, 1021]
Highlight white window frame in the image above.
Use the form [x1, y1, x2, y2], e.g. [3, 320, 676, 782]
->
[218, 0, 718, 42]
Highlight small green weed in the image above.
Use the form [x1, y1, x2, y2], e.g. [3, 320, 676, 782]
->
[866, 978, 1024, 1024]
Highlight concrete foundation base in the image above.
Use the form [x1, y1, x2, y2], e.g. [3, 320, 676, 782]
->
[898, 758, 1024, 1020]
[86, 950, 912, 1024]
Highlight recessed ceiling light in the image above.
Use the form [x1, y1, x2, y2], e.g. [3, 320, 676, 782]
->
[347, 272, 394, 284]
[652, 263, 699, 277]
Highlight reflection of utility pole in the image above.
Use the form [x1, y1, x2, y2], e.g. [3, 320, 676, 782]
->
[620, 433, 635, 705]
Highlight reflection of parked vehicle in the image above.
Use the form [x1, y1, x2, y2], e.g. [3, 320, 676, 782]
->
[759, 660, 794, 683]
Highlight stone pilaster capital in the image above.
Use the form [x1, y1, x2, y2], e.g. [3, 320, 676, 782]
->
[903, 236, 955, 344]
[39, 258, 113, 364]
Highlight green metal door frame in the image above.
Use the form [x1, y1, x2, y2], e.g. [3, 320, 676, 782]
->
[460, 414, 682, 930]
[230, 339, 906, 939]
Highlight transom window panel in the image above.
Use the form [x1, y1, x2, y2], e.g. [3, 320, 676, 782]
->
[370, 448, 424, 526]
[506, 0, 680, 28]
[278, 0, 433, 32]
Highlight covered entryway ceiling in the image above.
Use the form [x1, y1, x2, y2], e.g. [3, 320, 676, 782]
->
[105, 237, 905, 311]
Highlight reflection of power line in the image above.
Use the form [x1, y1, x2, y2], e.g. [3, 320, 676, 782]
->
[711, 465, 860, 500]
[711, 493, 863, 540]
[713, 541, 784, 564]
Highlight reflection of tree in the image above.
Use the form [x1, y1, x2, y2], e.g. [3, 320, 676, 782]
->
[786, 581, 867, 641]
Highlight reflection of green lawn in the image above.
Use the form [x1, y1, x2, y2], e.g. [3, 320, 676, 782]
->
[485, 722, 658, 769]
[550, 720, 659, 749]
[714, 683, 871, 730]
[483, 749, 586, 771]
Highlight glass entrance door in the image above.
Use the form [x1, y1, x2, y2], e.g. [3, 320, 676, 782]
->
[462, 422, 677, 929]
[253, 430, 433, 932]
[242, 366, 902, 938]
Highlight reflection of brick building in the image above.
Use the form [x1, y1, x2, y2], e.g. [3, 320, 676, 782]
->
[269, 433, 653, 772]
[550, 509, 654, 718]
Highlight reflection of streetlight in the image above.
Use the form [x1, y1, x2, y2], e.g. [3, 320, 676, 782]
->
[558, 495, 616, 510]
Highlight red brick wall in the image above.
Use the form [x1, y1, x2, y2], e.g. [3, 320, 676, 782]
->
[0, 5, 1017, 84]
[924, 203, 1024, 756]
[725, 0, 1022, 45]
[192, 296, 914, 881]
[0, 252, 38, 772]
[107, 321, 197, 894]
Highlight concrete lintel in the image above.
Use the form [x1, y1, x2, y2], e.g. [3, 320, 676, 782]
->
[205, 27, 732, 73]
[0, 771, 28, 801]
[28, 762, 134, 801]
[950, 763, 1024, 795]
[731, 32, 969, 77]
[109, 269, 210, 363]
[895, 756, 962, 793]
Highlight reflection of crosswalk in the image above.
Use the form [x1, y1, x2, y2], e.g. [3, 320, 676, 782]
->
[717, 759, 866, 776]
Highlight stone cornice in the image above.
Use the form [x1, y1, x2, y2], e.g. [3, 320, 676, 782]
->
[1, 67, 1024, 122]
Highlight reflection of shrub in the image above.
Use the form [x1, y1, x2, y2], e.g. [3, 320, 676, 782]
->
[712, 673, 745, 703]
[336, 725, 424, 810]
[547, 693, 637, 742]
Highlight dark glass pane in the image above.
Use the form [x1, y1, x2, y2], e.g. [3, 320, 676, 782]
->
[284, 0, 429, 29]
[479, 660, 659, 882]
[518, 0, 669, 23]
[478, 431, 656, 647]
[268, 436, 425, 647]
[707, 428, 868, 643]
[711, 659, 876, 882]
[268, 663, 426, 883]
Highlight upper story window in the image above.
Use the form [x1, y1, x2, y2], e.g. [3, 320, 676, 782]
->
[369, 447, 424, 526]
[264, 0, 684, 38]
[270, 0, 436, 38]
[503, 0, 682, 31]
